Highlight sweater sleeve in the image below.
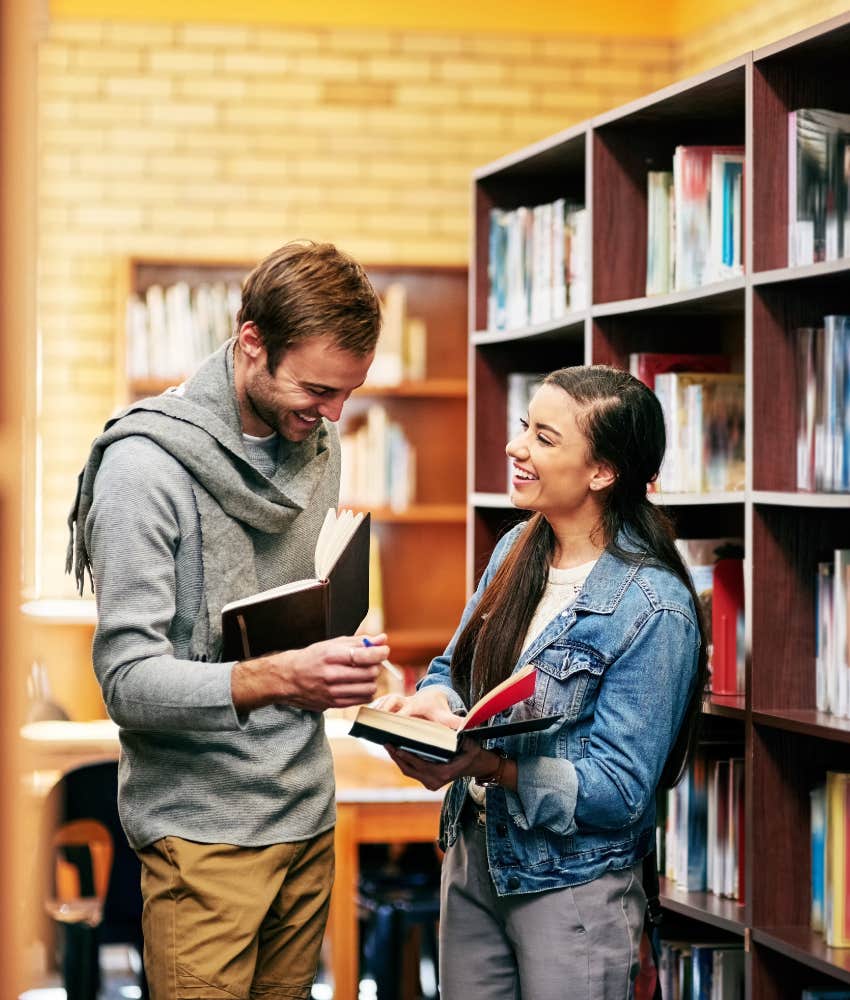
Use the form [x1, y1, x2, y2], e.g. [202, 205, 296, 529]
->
[86, 438, 244, 733]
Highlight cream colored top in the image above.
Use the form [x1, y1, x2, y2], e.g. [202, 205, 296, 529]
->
[469, 558, 597, 807]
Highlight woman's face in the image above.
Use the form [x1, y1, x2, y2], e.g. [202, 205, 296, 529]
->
[505, 383, 610, 518]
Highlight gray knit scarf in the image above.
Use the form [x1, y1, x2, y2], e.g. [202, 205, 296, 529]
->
[66, 340, 340, 660]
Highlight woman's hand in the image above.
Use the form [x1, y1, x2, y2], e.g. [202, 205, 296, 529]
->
[386, 738, 505, 792]
[371, 686, 464, 729]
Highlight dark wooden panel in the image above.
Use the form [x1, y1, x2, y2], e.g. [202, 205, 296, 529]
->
[471, 507, 528, 587]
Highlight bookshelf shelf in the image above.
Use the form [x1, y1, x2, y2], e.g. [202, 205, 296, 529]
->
[349, 504, 466, 525]
[590, 279, 745, 319]
[658, 877, 746, 935]
[468, 12, 850, 997]
[752, 711, 850, 745]
[752, 928, 850, 984]
[470, 313, 586, 346]
[704, 694, 746, 720]
[751, 491, 850, 509]
[356, 379, 467, 399]
[751, 257, 850, 286]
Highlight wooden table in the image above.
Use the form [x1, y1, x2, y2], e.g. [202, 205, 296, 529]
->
[21, 719, 444, 1000]
[329, 735, 444, 1000]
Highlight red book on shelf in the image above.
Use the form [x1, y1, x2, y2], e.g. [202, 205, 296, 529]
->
[711, 558, 744, 695]
[629, 352, 731, 391]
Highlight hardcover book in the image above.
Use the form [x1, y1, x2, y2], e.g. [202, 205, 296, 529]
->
[348, 664, 561, 762]
[220, 509, 370, 661]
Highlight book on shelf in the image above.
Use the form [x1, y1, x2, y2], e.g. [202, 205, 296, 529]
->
[824, 771, 850, 948]
[629, 352, 731, 392]
[801, 991, 850, 999]
[796, 317, 850, 493]
[712, 555, 745, 697]
[348, 663, 562, 761]
[486, 198, 586, 332]
[646, 169, 674, 295]
[220, 509, 370, 661]
[339, 404, 416, 511]
[692, 942, 744, 1000]
[788, 109, 850, 267]
[813, 782, 827, 933]
[126, 278, 241, 383]
[654, 371, 744, 493]
[672, 145, 745, 292]
[815, 550, 850, 719]
[366, 282, 428, 387]
[506, 372, 546, 489]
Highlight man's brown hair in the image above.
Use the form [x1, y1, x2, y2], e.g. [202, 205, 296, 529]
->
[237, 240, 381, 371]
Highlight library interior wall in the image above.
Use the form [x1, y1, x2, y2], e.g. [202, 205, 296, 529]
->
[34, 0, 847, 607]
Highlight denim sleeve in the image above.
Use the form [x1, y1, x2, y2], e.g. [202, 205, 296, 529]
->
[505, 607, 698, 836]
[417, 524, 524, 714]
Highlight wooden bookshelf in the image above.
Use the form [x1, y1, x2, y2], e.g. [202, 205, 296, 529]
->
[468, 11, 850, 997]
[118, 258, 468, 670]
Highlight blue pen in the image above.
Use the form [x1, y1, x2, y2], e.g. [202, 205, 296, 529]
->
[362, 636, 403, 680]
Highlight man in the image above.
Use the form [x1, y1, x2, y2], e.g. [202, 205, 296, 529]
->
[67, 241, 389, 999]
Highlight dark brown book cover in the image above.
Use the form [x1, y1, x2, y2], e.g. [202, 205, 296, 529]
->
[220, 513, 371, 661]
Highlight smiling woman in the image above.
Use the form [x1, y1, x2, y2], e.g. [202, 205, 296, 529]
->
[376, 364, 710, 999]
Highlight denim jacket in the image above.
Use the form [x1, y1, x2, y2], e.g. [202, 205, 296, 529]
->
[418, 523, 699, 897]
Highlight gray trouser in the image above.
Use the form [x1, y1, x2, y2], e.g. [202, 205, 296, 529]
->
[439, 805, 646, 1000]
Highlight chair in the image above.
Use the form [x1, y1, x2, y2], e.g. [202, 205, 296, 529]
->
[357, 844, 441, 1000]
[40, 761, 148, 1000]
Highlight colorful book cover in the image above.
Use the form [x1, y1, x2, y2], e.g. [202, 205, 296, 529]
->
[825, 771, 850, 947]
[812, 782, 827, 933]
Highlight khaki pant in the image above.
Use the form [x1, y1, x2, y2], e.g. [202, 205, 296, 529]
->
[137, 829, 335, 1000]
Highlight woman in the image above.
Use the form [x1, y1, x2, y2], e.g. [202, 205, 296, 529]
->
[377, 365, 707, 1000]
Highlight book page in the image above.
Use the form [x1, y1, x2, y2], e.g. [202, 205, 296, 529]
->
[315, 508, 364, 579]
[462, 663, 537, 730]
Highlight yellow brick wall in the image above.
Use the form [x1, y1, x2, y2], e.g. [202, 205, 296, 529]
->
[35, 4, 847, 597]
[677, 0, 849, 73]
[36, 17, 678, 597]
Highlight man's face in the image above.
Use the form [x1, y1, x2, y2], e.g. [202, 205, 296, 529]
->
[238, 329, 374, 441]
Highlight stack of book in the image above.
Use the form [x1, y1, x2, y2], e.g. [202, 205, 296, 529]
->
[487, 199, 587, 332]
[339, 405, 416, 511]
[366, 282, 427, 387]
[810, 772, 850, 948]
[126, 279, 242, 381]
[659, 749, 745, 901]
[658, 940, 744, 1000]
[796, 317, 850, 493]
[788, 109, 850, 268]
[646, 145, 745, 296]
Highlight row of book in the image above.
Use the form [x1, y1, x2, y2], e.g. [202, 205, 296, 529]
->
[126, 280, 242, 381]
[816, 552, 850, 720]
[629, 352, 745, 495]
[810, 771, 850, 948]
[367, 282, 427, 387]
[658, 750, 744, 900]
[339, 405, 416, 511]
[487, 199, 588, 333]
[657, 940, 743, 1000]
[789, 108, 850, 268]
[796, 317, 850, 493]
[646, 145, 745, 297]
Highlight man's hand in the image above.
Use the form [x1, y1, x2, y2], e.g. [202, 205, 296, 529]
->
[370, 686, 464, 729]
[231, 634, 388, 714]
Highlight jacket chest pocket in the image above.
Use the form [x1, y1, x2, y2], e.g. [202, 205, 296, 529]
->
[531, 645, 606, 723]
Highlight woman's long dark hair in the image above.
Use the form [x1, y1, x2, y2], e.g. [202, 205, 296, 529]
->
[451, 365, 709, 788]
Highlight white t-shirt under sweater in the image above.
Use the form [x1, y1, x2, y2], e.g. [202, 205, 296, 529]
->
[468, 558, 597, 808]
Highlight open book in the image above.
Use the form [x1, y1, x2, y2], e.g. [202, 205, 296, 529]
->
[348, 664, 562, 762]
[221, 509, 370, 661]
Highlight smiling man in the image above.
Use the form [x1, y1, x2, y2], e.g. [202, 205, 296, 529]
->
[67, 241, 388, 1000]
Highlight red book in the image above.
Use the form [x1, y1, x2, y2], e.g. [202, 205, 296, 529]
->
[629, 352, 731, 391]
[711, 558, 744, 695]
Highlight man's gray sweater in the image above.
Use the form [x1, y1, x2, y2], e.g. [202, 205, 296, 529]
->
[73, 342, 341, 850]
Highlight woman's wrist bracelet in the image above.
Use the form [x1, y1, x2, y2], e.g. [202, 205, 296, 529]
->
[474, 750, 508, 788]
